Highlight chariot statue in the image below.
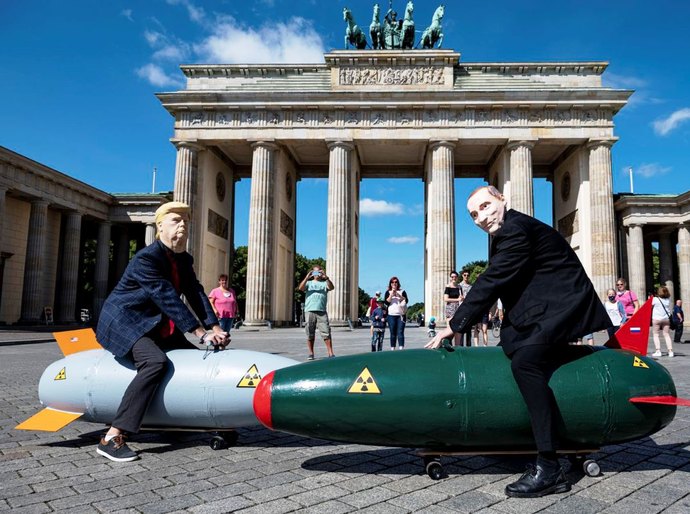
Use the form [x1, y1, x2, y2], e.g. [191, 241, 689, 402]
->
[342, 2, 446, 51]
[343, 7, 367, 49]
[419, 4, 444, 49]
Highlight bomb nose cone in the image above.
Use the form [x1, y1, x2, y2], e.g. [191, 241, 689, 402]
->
[253, 370, 274, 429]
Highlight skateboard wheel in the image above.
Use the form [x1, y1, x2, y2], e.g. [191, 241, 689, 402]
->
[425, 460, 444, 480]
[210, 435, 228, 450]
[583, 459, 600, 477]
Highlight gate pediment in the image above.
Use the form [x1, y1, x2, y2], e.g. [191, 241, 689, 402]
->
[326, 50, 458, 91]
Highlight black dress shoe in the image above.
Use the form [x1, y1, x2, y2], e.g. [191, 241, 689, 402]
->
[505, 463, 571, 498]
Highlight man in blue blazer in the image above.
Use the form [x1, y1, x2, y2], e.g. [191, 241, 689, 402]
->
[96, 201, 228, 462]
[427, 186, 611, 498]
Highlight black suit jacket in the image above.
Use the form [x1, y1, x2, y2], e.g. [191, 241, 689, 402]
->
[96, 240, 218, 357]
[449, 209, 611, 355]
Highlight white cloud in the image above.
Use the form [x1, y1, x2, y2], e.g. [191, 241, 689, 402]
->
[602, 72, 663, 108]
[144, 30, 190, 62]
[195, 17, 325, 64]
[627, 163, 672, 178]
[136, 63, 184, 88]
[602, 72, 646, 90]
[387, 236, 420, 244]
[653, 108, 690, 136]
[360, 198, 404, 216]
[153, 45, 188, 61]
[166, 0, 206, 24]
[121, 9, 134, 22]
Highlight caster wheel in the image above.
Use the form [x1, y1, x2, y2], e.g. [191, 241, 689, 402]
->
[219, 431, 239, 447]
[583, 459, 601, 477]
[425, 459, 444, 480]
[210, 435, 228, 451]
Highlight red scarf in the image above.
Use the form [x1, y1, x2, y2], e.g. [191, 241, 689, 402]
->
[159, 252, 181, 338]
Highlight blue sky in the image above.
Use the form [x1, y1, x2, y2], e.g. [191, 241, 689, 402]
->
[2, 0, 689, 306]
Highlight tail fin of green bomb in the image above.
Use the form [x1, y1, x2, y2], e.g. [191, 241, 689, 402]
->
[605, 296, 652, 356]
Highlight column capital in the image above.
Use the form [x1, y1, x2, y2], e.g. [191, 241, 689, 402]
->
[586, 137, 618, 150]
[428, 140, 457, 151]
[506, 139, 537, 151]
[172, 140, 204, 151]
[326, 140, 354, 151]
[250, 140, 279, 152]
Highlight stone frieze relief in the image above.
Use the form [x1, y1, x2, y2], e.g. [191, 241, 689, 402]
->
[339, 66, 445, 86]
[177, 107, 611, 128]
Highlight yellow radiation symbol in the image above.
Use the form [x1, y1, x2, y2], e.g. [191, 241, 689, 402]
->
[237, 364, 261, 388]
[348, 367, 381, 394]
[633, 356, 649, 369]
[54, 367, 67, 381]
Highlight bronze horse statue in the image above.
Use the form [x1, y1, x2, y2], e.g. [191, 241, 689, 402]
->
[343, 7, 367, 49]
[369, 3, 384, 50]
[419, 4, 444, 49]
[401, 1, 415, 49]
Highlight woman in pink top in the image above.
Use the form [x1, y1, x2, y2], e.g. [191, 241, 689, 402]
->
[208, 274, 238, 333]
[615, 277, 640, 317]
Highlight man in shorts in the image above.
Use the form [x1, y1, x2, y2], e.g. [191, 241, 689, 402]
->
[298, 265, 335, 360]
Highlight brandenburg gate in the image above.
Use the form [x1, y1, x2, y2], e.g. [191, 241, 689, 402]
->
[157, 49, 630, 326]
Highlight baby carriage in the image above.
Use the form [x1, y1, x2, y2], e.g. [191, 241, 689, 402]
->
[427, 317, 437, 338]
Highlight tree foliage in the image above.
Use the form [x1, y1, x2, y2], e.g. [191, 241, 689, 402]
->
[459, 260, 488, 283]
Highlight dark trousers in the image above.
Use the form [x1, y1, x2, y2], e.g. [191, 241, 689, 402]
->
[111, 330, 194, 434]
[388, 315, 405, 348]
[674, 324, 683, 343]
[508, 344, 578, 453]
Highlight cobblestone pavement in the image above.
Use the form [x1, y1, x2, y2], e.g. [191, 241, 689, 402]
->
[1, 325, 689, 513]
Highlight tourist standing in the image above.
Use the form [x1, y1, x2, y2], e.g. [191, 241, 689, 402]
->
[385, 276, 408, 350]
[615, 278, 640, 318]
[298, 265, 335, 360]
[651, 286, 674, 358]
[208, 274, 238, 333]
[443, 271, 462, 346]
[603, 288, 626, 339]
[673, 299, 684, 344]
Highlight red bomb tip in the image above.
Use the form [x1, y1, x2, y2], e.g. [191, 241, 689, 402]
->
[253, 370, 274, 429]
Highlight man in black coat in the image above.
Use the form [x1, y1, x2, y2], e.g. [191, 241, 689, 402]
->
[427, 186, 611, 498]
[95, 201, 228, 462]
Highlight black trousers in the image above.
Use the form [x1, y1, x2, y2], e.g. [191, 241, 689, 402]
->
[674, 324, 683, 343]
[111, 330, 195, 434]
[508, 343, 590, 453]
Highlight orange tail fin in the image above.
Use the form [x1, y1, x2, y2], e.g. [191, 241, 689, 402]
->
[53, 328, 103, 356]
[604, 296, 652, 355]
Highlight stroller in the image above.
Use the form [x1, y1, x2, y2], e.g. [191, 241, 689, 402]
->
[427, 317, 437, 338]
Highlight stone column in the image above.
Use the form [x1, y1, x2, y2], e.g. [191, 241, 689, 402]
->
[506, 140, 535, 216]
[173, 141, 201, 256]
[20, 200, 49, 323]
[678, 225, 690, 327]
[0, 187, 6, 254]
[92, 222, 111, 319]
[145, 223, 156, 246]
[626, 224, 646, 302]
[245, 142, 277, 326]
[658, 231, 675, 301]
[326, 141, 355, 326]
[425, 141, 456, 324]
[114, 226, 130, 281]
[587, 139, 617, 297]
[57, 211, 82, 323]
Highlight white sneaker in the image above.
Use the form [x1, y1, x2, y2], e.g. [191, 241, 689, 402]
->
[668, 351, 675, 358]
[652, 350, 662, 357]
